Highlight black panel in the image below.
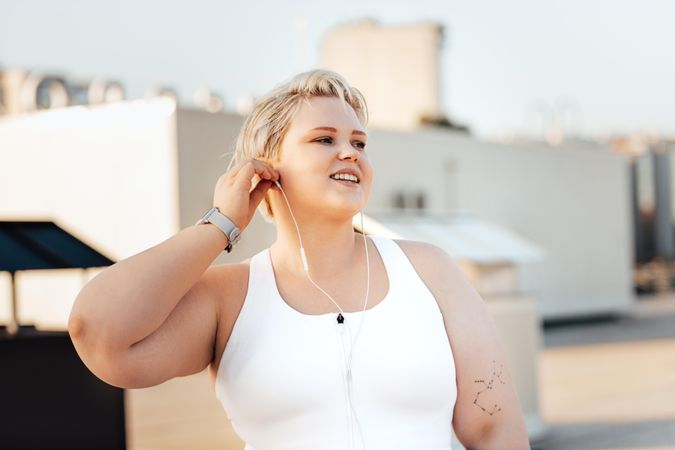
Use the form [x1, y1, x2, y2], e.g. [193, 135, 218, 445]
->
[0, 221, 115, 272]
[0, 328, 126, 450]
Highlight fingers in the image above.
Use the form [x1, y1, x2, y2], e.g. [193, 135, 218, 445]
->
[227, 158, 278, 182]
[211, 158, 279, 232]
[249, 178, 273, 209]
[233, 160, 279, 187]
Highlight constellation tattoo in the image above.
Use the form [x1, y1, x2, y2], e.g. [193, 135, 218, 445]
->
[472, 360, 506, 416]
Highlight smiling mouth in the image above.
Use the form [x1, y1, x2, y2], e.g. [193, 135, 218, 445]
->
[330, 178, 360, 187]
[329, 174, 360, 183]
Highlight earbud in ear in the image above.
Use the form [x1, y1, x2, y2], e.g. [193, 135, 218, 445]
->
[274, 179, 282, 189]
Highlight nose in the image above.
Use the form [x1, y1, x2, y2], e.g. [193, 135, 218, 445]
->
[338, 140, 360, 161]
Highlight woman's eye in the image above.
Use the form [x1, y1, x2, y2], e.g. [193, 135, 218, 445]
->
[314, 137, 366, 149]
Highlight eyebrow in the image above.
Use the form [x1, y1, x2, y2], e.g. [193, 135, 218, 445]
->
[307, 126, 367, 137]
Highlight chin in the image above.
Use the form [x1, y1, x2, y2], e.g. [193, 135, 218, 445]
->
[325, 201, 366, 218]
[320, 184, 369, 211]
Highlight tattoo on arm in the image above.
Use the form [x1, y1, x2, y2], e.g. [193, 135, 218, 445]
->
[472, 360, 506, 416]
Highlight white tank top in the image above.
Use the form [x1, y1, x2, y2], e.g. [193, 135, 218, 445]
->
[215, 235, 457, 450]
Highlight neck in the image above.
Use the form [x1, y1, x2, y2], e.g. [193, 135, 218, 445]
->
[270, 208, 365, 279]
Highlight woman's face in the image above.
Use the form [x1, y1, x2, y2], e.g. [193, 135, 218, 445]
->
[270, 96, 373, 220]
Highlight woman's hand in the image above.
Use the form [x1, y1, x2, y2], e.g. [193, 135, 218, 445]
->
[213, 158, 279, 230]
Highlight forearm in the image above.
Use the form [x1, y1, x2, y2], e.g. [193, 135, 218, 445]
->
[69, 223, 227, 352]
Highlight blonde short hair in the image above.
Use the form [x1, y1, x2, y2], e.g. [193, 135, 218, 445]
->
[225, 69, 368, 223]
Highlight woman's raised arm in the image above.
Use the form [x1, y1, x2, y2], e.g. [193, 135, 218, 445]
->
[68, 224, 228, 388]
[68, 159, 279, 388]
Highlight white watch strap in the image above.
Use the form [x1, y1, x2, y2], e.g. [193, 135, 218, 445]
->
[197, 207, 240, 252]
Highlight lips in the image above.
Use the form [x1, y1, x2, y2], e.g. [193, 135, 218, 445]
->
[330, 178, 360, 190]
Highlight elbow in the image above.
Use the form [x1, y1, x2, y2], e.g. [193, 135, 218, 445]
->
[69, 330, 142, 389]
[68, 313, 129, 388]
[68, 312, 87, 344]
[68, 295, 149, 389]
[460, 422, 498, 450]
[456, 412, 529, 450]
[473, 418, 530, 450]
[68, 305, 107, 352]
[68, 289, 127, 355]
[68, 286, 100, 346]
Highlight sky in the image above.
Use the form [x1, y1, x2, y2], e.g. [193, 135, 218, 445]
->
[1, 0, 673, 139]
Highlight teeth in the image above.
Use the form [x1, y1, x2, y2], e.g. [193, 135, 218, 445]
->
[330, 173, 359, 183]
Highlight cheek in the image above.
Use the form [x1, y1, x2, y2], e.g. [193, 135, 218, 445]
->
[362, 162, 374, 183]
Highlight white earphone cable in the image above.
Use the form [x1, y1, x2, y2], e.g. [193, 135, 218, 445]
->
[275, 180, 370, 320]
[274, 179, 369, 450]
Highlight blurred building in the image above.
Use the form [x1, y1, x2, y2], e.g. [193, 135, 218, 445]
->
[0, 68, 125, 115]
[319, 19, 446, 131]
[613, 136, 675, 292]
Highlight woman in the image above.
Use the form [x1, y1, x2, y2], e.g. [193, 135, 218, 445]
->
[69, 69, 529, 450]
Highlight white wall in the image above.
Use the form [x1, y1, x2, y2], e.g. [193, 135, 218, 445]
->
[365, 127, 634, 319]
[0, 98, 179, 328]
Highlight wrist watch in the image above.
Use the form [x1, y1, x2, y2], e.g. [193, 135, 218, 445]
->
[195, 206, 242, 253]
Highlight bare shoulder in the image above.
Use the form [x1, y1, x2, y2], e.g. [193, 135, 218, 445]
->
[206, 257, 252, 297]
[392, 238, 467, 311]
[392, 238, 451, 267]
[392, 237, 493, 340]
[206, 257, 253, 327]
